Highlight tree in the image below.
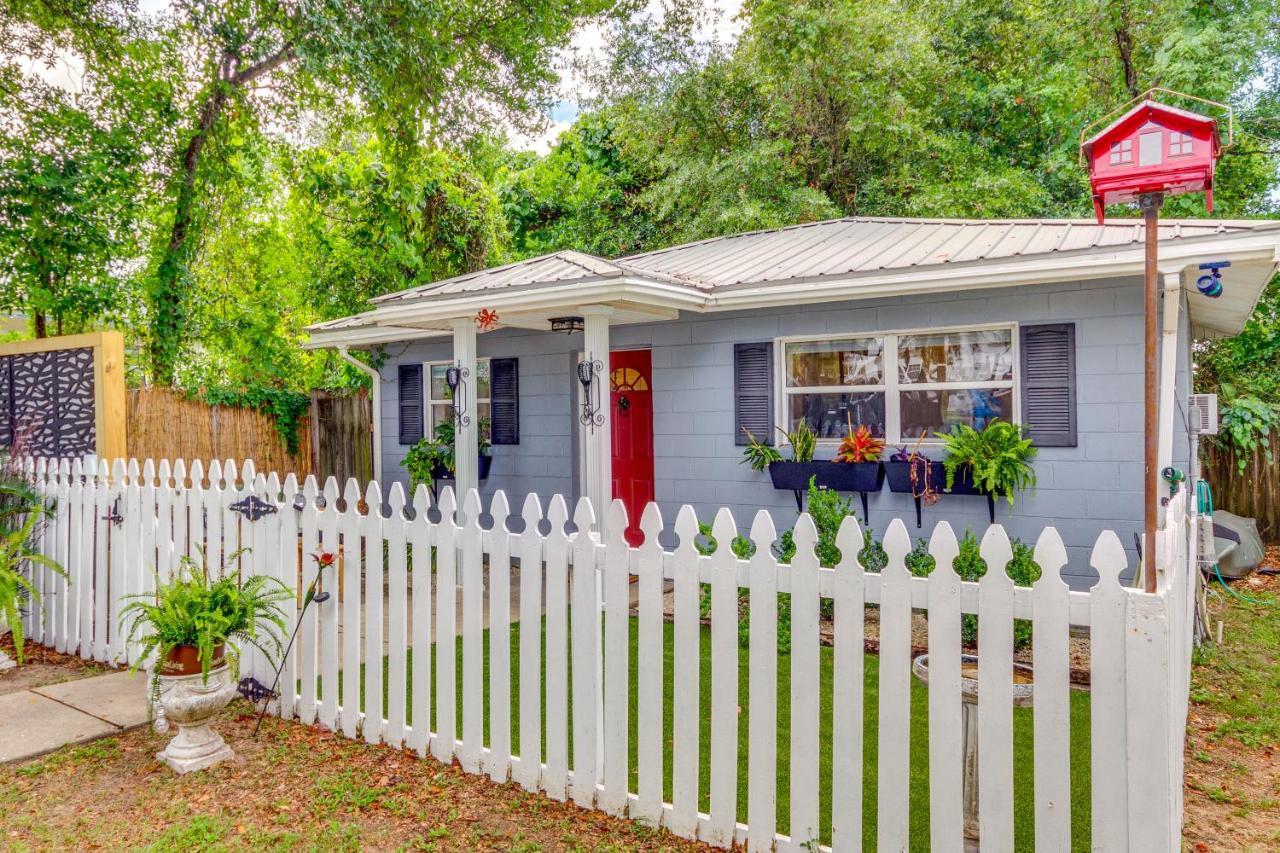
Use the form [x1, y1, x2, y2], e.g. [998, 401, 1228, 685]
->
[0, 78, 144, 335]
[6, 0, 627, 382]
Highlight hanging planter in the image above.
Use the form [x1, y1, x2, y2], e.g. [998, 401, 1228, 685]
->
[430, 454, 493, 482]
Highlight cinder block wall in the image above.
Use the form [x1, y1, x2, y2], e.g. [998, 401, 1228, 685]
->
[376, 275, 1183, 587]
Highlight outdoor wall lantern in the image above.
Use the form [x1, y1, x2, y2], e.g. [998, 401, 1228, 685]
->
[550, 316, 585, 334]
[445, 363, 471, 427]
[578, 358, 604, 430]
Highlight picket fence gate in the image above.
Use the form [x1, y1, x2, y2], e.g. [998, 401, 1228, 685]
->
[21, 457, 1197, 852]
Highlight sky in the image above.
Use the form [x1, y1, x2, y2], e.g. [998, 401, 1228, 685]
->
[24, 0, 745, 154]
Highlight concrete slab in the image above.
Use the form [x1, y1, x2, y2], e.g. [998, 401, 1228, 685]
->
[34, 670, 151, 729]
[0, 690, 117, 763]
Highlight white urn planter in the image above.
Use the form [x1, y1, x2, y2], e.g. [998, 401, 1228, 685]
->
[154, 650, 237, 774]
[913, 653, 1035, 849]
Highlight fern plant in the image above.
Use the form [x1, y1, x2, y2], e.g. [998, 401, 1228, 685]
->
[0, 483, 64, 665]
[119, 547, 290, 689]
[937, 420, 1036, 506]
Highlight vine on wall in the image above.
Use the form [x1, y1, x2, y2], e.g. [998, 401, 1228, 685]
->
[189, 386, 311, 455]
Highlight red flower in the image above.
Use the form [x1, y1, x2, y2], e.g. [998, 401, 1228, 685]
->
[312, 551, 336, 568]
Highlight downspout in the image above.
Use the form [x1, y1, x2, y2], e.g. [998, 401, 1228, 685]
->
[337, 345, 383, 484]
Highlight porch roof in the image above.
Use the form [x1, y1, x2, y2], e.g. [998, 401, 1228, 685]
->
[306, 216, 1280, 347]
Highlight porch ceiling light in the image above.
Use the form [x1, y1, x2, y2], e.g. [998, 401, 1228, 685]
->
[550, 316, 584, 334]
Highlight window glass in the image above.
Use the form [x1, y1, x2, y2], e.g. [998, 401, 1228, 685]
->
[1170, 131, 1193, 156]
[900, 388, 1012, 439]
[898, 329, 1013, 384]
[788, 392, 885, 438]
[786, 338, 883, 387]
[427, 360, 490, 430]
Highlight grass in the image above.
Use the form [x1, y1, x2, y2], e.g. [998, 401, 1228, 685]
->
[1181, 568, 1280, 851]
[325, 616, 1093, 851]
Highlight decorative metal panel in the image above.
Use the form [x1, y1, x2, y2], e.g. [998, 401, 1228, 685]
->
[2, 346, 96, 457]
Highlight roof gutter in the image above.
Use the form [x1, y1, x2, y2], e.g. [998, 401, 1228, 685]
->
[336, 346, 382, 482]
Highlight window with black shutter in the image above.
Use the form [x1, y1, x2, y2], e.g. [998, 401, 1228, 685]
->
[489, 357, 519, 444]
[734, 342, 774, 445]
[398, 363, 424, 445]
[1019, 323, 1077, 447]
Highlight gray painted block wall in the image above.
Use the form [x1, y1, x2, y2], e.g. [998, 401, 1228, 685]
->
[374, 275, 1188, 587]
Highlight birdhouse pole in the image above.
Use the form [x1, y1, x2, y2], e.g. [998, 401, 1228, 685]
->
[1081, 89, 1230, 593]
[1139, 192, 1162, 593]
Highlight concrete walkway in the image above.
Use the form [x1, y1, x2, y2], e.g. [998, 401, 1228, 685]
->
[0, 670, 150, 764]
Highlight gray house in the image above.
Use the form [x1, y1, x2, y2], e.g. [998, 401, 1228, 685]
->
[307, 217, 1280, 585]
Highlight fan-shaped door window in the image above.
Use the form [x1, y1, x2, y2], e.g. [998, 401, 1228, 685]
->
[610, 367, 648, 392]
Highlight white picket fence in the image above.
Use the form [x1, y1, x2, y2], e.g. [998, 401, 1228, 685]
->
[20, 457, 1197, 852]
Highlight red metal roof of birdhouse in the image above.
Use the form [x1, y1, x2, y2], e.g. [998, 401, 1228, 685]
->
[1081, 99, 1222, 223]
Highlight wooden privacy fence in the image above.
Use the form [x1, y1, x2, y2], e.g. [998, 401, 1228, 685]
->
[126, 388, 373, 486]
[23, 460, 1197, 852]
[1203, 432, 1280, 542]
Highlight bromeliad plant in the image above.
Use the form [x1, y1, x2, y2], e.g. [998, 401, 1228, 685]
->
[937, 420, 1037, 506]
[120, 547, 291, 691]
[836, 421, 885, 464]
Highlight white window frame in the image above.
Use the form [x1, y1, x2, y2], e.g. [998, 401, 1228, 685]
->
[774, 322, 1019, 447]
[1169, 130, 1193, 157]
[424, 357, 491, 432]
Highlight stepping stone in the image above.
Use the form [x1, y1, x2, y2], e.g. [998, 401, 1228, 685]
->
[0, 691, 117, 763]
[34, 670, 151, 729]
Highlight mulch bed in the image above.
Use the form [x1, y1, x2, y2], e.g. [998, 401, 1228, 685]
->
[0, 634, 116, 696]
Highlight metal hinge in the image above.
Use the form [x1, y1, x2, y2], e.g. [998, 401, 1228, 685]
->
[229, 495, 278, 522]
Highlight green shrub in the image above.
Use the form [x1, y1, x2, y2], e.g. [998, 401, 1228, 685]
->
[904, 530, 1041, 650]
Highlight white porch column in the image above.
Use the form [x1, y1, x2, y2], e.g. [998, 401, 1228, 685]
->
[450, 317, 479, 508]
[580, 306, 613, 533]
[1157, 271, 1182, 492]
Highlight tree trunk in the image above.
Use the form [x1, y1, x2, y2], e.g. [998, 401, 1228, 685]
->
[146, 44, 295, 385]
[33, 312, 47, 339]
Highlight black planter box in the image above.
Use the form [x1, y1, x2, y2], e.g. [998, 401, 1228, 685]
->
[885, 459, 945, 494]
[943, 467, 981, 495]
[430, 454, 493, 482]
[822, 461, 885, 493]
[767, 460, 831, 491]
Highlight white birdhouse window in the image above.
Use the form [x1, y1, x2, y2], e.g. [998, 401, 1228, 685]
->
[1109, 139, 1133, 165]
[1170, 131, 1193, 157]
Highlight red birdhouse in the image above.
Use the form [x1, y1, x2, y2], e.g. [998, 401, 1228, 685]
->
[1081, 99, 1222, 223]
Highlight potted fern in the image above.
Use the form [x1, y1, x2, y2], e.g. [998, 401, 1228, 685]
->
[403, 418, 492, 491]
[0, 477, 63, 670]
[119, 549, 290, 773]
[937, 420, 1037, 522]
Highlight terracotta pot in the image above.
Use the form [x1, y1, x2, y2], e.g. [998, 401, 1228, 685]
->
[160, 644, 226, 677]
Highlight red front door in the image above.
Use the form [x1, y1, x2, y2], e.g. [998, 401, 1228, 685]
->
[610, 349, 654, 546]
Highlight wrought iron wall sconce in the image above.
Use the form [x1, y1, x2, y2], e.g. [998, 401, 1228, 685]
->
[578, 358, 604, 430]
[445, 363, 471, 427]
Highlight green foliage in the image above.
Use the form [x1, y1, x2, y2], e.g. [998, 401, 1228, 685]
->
[1211, 394, 1279, 473]
[1196, 276, 1280, 407]
[937, 420, 1037, 506]
[402, 419, 492, 490]
[118, 548, 290, 687]
[778, 419, 817, 463]
[905, 531, 1041, 650]
[0, 473, 64, 665]
[739, 427, 783, 472]
[193, 386, 311, 455]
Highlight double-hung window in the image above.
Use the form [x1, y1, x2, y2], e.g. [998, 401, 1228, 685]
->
[780, 325, 1016, 444]
[425, 359, 491, 430]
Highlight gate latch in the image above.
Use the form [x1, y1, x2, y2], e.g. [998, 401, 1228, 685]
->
[229, 495, 278, 522]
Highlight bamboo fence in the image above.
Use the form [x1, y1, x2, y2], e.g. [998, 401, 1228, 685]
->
[127, 387, 314, 478]
[1203, 430, 1280, 543]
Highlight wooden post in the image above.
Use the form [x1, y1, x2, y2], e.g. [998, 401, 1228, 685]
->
[1140, 192, 1163, 592]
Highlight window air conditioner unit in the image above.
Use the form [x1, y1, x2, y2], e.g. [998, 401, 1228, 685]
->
[1188, 394, 1218, 436]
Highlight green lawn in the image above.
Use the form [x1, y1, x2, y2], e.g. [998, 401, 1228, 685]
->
[326, 618, 1092, 850]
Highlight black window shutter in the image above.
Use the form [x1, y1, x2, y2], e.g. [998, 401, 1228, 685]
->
[398, 364, 424, 445]
[489, 357, 519, 445]
[734, 342, 774, 446]
[1020, 323, 1076, 447]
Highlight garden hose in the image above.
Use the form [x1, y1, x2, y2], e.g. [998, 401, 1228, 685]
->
[1197, 478, 1273, 607]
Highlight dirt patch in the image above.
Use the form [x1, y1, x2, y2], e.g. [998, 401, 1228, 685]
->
[1182, 570, 1280, 852]
[0, 635, 116, 697]
[0, 701, 709, 851]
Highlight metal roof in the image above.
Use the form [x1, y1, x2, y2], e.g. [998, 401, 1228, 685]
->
[617, 217, 1257, 289]
[307, 216, 1280, 342]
